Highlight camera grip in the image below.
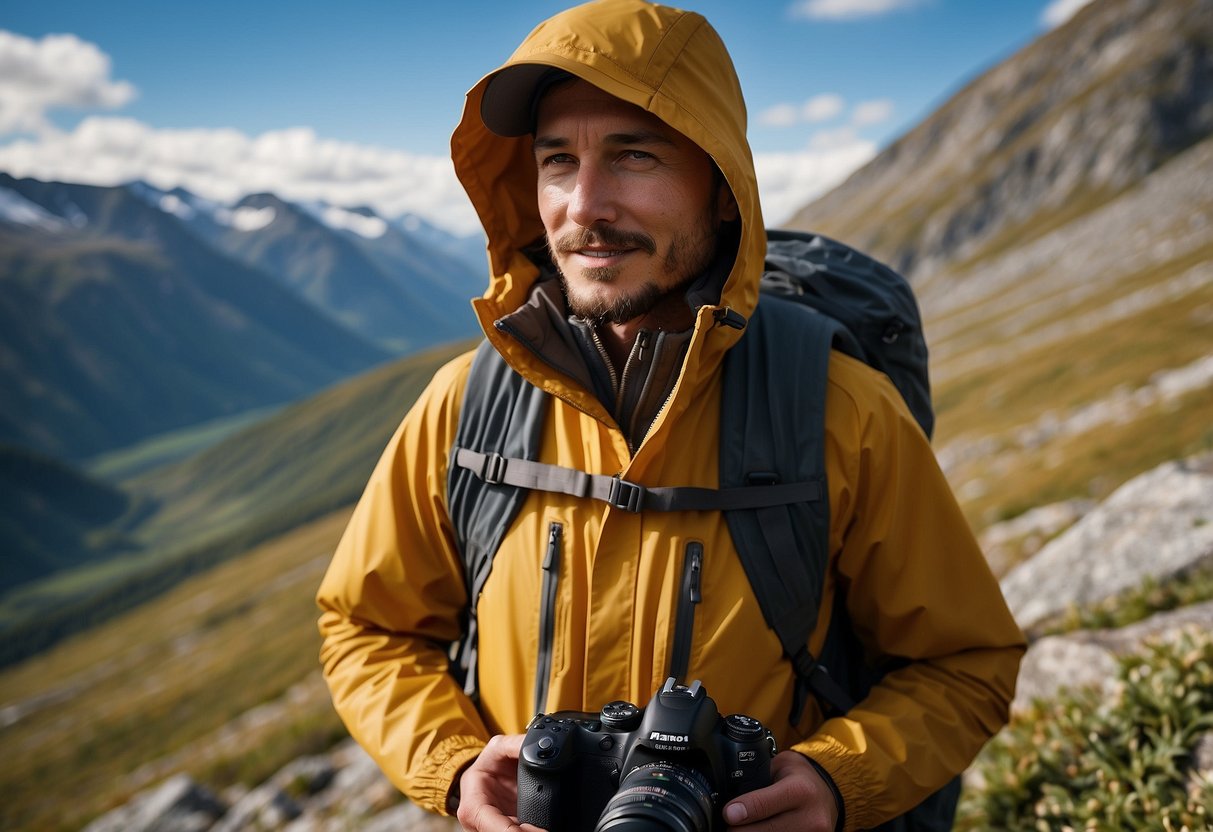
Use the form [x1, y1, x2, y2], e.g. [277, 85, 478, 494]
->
[516, 763, 560, 828]
[517, 721, 577, 828]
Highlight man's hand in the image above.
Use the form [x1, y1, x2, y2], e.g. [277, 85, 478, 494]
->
[722, 750, 840, 832]
[455, 734, 546, 832]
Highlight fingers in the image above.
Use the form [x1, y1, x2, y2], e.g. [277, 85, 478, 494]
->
[722, 751, 837, 832]
[457, 734, 537, 832]
[461, 801, 544, 832]
[482, 733, 525, 765]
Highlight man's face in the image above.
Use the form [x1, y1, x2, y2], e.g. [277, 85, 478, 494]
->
[533, 79, 736, 324]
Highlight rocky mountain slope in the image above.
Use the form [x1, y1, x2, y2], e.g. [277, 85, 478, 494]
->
[787, 0, 1213, 283]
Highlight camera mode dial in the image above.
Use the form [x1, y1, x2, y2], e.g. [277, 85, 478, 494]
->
[723, 713, 765, 742]
[599, 700, 642, 731]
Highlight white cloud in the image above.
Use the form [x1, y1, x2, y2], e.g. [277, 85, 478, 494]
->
[802, 94, 846, 123]
[757, 94, 892, 140]
[850, 98, 894, 127]
[0, 30, 136, 135]
[759, 93, 845, 128]
[755, 132, 877, 225]
[807, 125, 863, 151]
[789, 0, 924, 21]
[1040, 0, 1097, 28]
[758, 103, 801, 128]
[0, 117, 480, 235]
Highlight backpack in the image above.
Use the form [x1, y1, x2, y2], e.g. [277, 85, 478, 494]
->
[445, 229, 957, 830]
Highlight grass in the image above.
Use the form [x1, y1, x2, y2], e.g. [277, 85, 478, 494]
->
[928, 233, 1213, 534]
[932, 248, 1213, 445]
[0, 509, 352, 832]
[84, 405, 284, 482]
[958, 381, 1213, 532]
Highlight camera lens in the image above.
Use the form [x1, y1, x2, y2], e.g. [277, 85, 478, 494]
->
[594, 761, 713, 832]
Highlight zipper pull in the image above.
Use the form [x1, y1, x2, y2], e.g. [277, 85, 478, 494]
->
[713, 308, 747, 330]
[688, 544, 702, 604]
[635, 330, 650, 364]
[543, 523, 562, 570]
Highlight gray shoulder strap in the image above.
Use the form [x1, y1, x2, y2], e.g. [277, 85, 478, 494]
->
[721, 298, 856, 721]
[446, 340, 548, 701]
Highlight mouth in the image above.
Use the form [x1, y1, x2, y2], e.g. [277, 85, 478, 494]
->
[565, 246, 638, 269]
[576, 247, 632, 259]
[552, 227, 658, 265]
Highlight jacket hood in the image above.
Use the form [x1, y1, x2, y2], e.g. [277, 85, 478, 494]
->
[451, 0, 766, 333]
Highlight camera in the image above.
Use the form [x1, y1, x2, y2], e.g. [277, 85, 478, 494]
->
[517, 677, 776, 832]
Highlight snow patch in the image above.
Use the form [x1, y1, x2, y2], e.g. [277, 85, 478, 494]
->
[0, 187, 67, 231]
[215, 205, 276, 232]
[319, 205, 387, 239]
[158, 193, 196, 220]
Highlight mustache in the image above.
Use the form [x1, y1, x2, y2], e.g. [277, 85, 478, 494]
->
[551, 225, 657, 257]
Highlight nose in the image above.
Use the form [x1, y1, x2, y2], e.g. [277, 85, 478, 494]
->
[566, 162, 619, 227]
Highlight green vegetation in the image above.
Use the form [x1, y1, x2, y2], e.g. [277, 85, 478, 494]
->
[960, 384, 1213, 533]
[933, 243, 1213, 445]
[85, 405, 284, 481]
[928, 231, 1213, 535]
[957, 629, 1213, 830]
[0, 444, 138, 594]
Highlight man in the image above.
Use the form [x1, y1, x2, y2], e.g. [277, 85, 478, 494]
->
[316, 1, 1025, 830]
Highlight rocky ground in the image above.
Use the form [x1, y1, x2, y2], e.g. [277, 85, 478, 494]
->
[82, 737, 457, 832]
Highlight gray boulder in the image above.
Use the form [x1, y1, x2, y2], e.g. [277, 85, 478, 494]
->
[1000, 452, 1213, 632]
[1013, 600, 1213, 712]
[81, 774, 227, 832]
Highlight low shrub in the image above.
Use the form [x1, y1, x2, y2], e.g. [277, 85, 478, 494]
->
[958, 628, 1213, 830]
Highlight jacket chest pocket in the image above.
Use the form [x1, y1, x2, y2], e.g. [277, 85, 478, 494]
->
[534, 521, 564, 714]
[667, 541, 703, 682]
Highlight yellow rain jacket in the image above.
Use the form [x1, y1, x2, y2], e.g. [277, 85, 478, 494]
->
[317, 1, 1025, 828]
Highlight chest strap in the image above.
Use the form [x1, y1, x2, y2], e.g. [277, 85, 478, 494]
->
[451, 447, 822, 513]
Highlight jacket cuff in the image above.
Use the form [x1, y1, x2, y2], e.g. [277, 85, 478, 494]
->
[416, 735, 486, 816]
[799, 753, 845, 832]
[794, 735, 876, 832]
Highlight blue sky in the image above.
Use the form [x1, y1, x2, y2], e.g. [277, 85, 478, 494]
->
[0, 0, 1096, 234]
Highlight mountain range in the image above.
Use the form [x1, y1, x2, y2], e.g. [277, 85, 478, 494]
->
[0, 175, 484, 462]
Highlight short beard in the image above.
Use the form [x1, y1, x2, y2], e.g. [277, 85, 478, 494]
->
[551, 224, 717, 325]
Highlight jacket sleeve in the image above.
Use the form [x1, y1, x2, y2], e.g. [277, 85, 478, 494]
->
[796, 354, 1026, 832]
[316, 350, 488, 815]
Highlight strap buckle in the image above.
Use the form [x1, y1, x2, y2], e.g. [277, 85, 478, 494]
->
[607, 476, 646, 512]
[479, 452, 507, 485]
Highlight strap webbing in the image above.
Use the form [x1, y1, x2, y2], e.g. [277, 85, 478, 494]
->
[452, 447, 822, 513]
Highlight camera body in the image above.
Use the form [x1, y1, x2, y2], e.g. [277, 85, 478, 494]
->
[517, 678, 776, 832]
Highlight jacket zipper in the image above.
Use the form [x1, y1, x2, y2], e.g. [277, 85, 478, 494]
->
[534, 521, 563, 714]
[668, 542, 703, 682]
[588, 326, 621, 394]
